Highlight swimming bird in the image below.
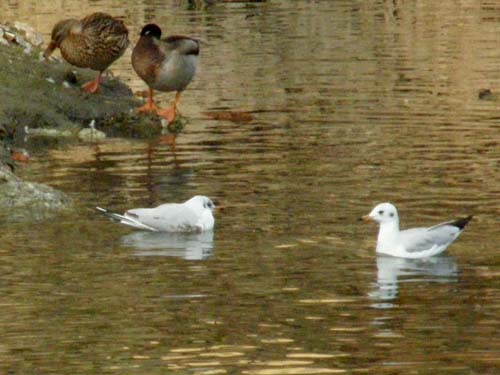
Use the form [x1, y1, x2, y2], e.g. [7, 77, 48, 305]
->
[96, 195, 215, 232]
[131, 23, 199, 123]
[362, 203, 472, 258]
[44, 12, 129, 93]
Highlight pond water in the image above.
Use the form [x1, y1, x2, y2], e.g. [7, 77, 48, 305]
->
[2, 1, 500, 374]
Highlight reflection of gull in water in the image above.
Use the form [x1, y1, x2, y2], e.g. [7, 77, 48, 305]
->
[369, 255, 459, 307]
[122, 231, 214, 260]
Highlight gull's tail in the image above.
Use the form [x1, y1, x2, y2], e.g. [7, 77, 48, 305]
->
[96, 207, 158, 231]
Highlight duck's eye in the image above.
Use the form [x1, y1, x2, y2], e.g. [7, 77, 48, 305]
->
[378, 210, 384, 215]
[389, 212, 394, 217]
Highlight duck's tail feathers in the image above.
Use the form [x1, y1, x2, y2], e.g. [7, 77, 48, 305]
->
[96, 207, 158, 231]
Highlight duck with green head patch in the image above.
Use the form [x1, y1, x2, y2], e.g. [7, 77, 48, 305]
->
[132, 24, 200, 124]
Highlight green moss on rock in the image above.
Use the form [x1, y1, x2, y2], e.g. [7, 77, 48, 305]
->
[0, 165, 73, 223]
[0, 39, 158, 140]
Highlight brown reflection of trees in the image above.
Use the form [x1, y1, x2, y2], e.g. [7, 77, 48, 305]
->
[1, 1, 500, 374]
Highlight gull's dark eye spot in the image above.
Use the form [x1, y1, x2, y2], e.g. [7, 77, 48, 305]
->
[389, 212, 394, 217]
[378, 210, 384, 215]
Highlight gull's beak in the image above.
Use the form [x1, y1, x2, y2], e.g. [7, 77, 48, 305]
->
[361, 214, 373, 222]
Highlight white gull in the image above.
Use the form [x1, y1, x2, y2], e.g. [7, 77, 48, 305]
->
[363, 202, 472, 258]
[97, 195, 215, 232]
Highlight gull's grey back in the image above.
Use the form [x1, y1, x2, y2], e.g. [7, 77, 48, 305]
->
[400, 225, 460, 253]
[127, 203, 201, 232]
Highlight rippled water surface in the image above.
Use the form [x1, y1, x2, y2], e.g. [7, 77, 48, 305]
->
[2, 1, 500, 374]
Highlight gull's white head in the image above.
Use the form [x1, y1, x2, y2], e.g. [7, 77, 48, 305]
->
[185, 195, 216, 212]
[364, 202, 399, 224]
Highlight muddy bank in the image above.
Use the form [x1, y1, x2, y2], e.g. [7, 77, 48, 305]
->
[0, 22, 161, 222]
[0, 25, 162, 143]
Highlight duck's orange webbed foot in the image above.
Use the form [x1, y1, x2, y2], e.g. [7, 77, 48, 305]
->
[81, 79, 100, 93]
[136, 88, 158, 113]
[156, 106, 177, 124]
[136, 101, 159, 113]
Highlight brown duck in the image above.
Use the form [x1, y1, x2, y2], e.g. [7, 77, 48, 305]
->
[132, 24, 199, 123]
[44, 12, 129, 93]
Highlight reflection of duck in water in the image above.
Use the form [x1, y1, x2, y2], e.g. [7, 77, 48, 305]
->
[123, 230, 214, 261]
[362, 203, 472, 258]
[44, 12, 129, 93]
[132, 24, 199, 124]
[369, 255, 459, 303]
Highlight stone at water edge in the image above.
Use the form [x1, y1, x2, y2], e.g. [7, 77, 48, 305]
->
[0, 165, 73, 223]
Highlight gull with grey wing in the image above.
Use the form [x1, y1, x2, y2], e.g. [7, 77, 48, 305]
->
[97, 195, 215, 232]
[362, 202, 472, 259]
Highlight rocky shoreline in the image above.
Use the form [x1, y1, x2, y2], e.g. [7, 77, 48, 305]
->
[0, 22, 161, 222]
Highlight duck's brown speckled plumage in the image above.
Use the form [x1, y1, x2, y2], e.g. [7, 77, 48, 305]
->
[46, 12, 129, 72]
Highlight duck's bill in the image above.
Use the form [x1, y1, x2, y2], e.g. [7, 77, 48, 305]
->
[361, 215, 373, 222]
